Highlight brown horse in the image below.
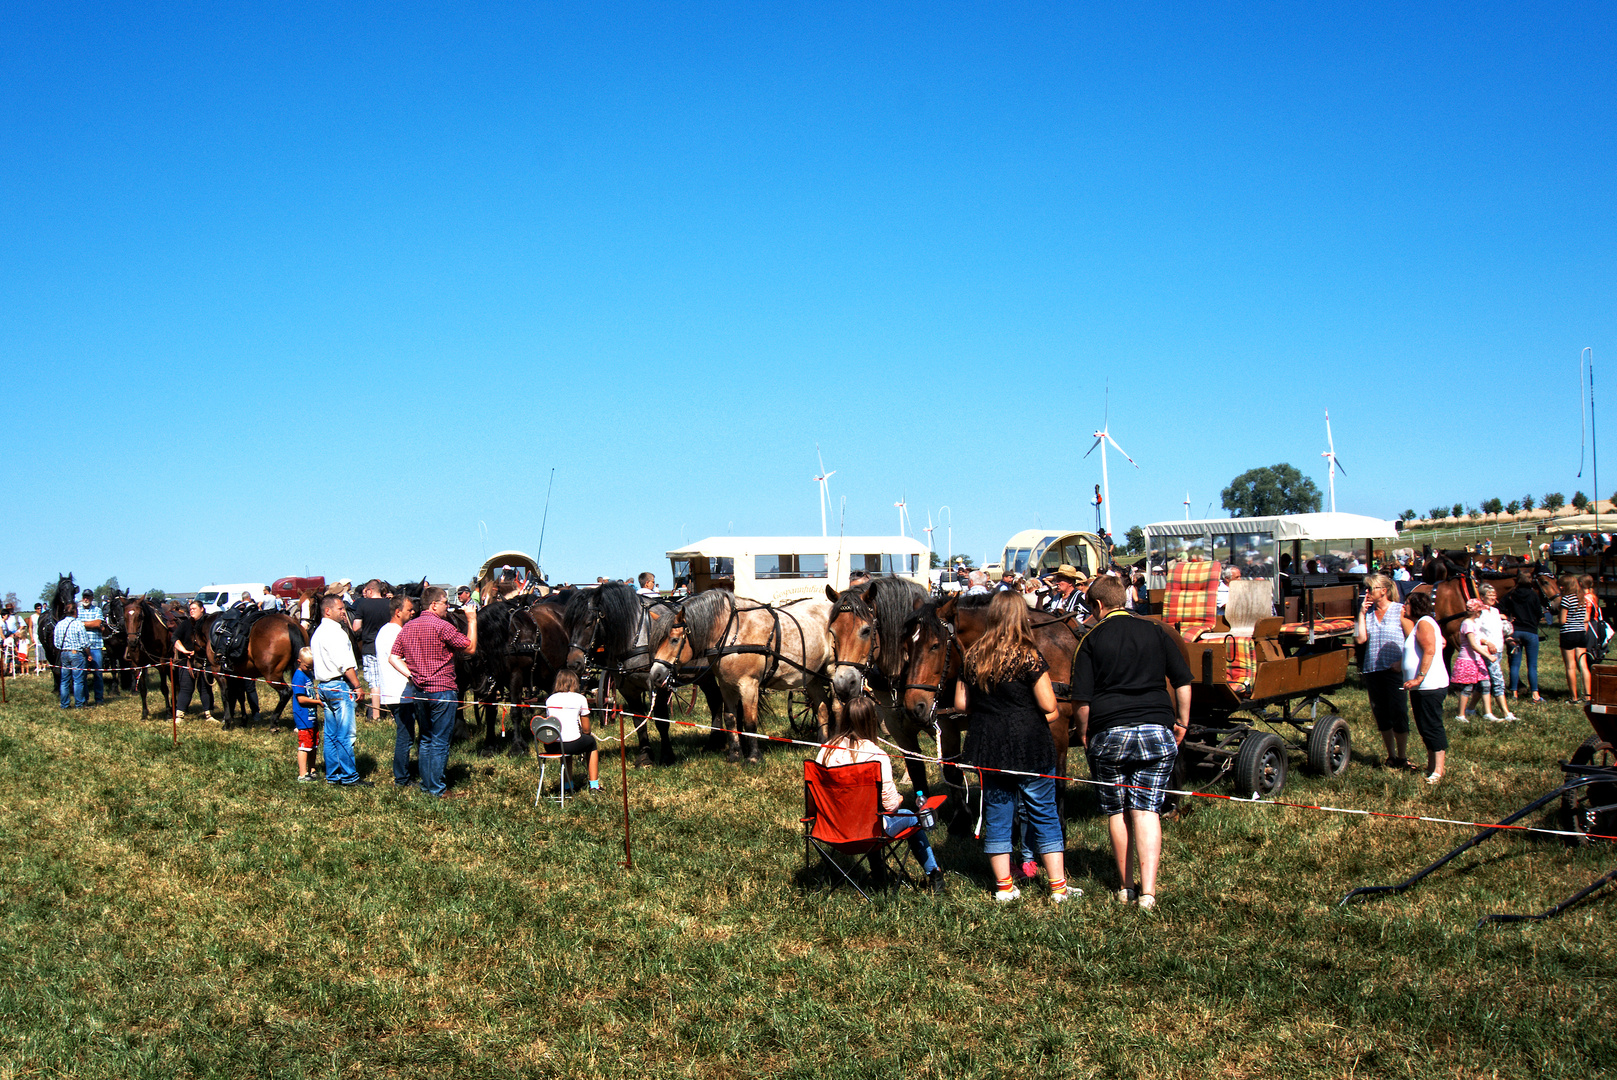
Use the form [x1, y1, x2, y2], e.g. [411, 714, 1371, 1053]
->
[121, 597, 175, 719]
[199, 612, 308, 730]
[929, 593, 1088, 807]
[648, 591, 835, 765]
[1414, 570, 1560, 656]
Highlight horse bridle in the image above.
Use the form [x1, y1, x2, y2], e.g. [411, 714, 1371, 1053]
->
[898, 616, 959, 696]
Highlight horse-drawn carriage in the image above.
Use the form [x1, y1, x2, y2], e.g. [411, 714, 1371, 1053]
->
[1142, 513, 1400, 796]
[477, 550, 547, 603]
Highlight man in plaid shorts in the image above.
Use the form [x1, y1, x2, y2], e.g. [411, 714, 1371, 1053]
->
[1071, 575, 1192, 911]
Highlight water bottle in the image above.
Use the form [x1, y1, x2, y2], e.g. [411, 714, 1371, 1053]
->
[915, 789, 934, 829]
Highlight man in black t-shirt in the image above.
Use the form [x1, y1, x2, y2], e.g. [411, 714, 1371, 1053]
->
[350, 579, 395, 724]
[1071, 575, 1192, 910]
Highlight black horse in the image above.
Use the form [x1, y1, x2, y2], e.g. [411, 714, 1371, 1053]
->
[38, 575, 76, 695]
[563, 582, 729, 768]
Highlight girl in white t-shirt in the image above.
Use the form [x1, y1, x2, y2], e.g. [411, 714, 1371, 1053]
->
[535, 669, 600, 792]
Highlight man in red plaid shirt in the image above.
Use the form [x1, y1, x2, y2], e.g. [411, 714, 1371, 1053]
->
[389, 586, 478, 798]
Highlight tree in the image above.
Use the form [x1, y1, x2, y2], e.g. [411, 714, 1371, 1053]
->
[1400, 509, 1416, 522]
[1522, 493, 1536, 511]
[94, 576, 120, 603]
[1506, 499, 1521, 515]
[1451, 503, 1463, 518]
[38, 580, 58, 606]
[1573, 491, 1589, 511]
[1544, 492, 1566, 511]
[3, 591, 16, 610]
[929, 551, 942, 570]
[1427, 506, 1448, 521]
[1125, 525, 1145, 554]
[1465, 505, 1480, 521]
[1482, 497, 1503, 515]
[1220, 464, 1321, 518]
[953, 554, 976, 570]
[144, 588, 166, 602]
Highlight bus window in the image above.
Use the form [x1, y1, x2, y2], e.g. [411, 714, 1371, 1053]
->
[756, 554, 826, 579]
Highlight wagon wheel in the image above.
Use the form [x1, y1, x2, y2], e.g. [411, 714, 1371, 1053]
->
[785, 690, 819, 739]
[1233, 732, 1288, 798]
[1305, 715, 1352, 777]
[1159, 753, 1189, 816]
[1560, 735, 1617, 846]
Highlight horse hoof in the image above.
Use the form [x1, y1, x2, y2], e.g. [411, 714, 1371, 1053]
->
[635, 750, 655, 769]
[659, 750, 677, 767]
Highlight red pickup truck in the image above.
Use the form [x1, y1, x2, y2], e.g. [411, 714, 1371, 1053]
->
[271, 576, 326, 599]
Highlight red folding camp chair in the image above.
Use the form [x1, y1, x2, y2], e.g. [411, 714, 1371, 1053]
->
[801, 759, 944, 900]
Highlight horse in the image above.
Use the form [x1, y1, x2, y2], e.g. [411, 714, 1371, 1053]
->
[199, 611, 308, 730]
[896, 600, 971, 798]
[1414, 570, 1560, 656]
[648, 591, 835, 766]
[98, 590, 132, 693]
[121, 597, 176, 719]
[561, 582, 735, 767]
[38, 574, 76, 695]
[925, 592, 1088, 810]
[447, 600, 563, 756]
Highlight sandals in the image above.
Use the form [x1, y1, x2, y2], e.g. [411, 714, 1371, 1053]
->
[1115, 887, 1137, 904]
[1426, 772, 1444, 785]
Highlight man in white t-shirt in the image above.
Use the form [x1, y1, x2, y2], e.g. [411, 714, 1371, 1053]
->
[312, 596, 368, 786]
[636, 572, 658, 599]
[375, 596, 418, 787]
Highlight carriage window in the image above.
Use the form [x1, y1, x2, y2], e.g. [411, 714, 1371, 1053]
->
[712, 557, 733, 576]
[755, 554, 827, 579]
[670, 559, 691, 580]
[1008, 548, 1031, 575]
[1062, 544, 1089, 574]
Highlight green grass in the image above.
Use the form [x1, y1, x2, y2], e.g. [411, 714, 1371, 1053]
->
[1, 660, 1614, 1079]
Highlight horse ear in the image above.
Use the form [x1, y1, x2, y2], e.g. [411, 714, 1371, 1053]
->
[861, 583, 879, 607]
[910, 596, 925, 612]
[649, 609, 661, 621]
[825, 584, 840, 602]
[938, 596, 957, 620]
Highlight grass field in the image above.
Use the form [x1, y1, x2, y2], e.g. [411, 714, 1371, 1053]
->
[2, 657, 1614, 1079]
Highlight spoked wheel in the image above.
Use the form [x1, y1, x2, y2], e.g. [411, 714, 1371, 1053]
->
[1560, 735, 1617, 846]
[1233, 732, 1288, 798]
[785, 690, 820, 739]
[1305, 714, 1352, 776]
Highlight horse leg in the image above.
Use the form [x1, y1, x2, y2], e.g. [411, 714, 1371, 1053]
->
[138, 664, 149, 720]
[633, 686, 656, 768]
[739, 677, 763, 766]
[700, 675, 730, 753]
[722, 683, 744, 764]
[653, 687, 675, 766]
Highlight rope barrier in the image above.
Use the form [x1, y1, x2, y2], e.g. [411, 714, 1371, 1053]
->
[19, 657, 1616, 845]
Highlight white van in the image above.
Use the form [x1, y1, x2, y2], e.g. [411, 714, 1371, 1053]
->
[193, 584, 269, 614]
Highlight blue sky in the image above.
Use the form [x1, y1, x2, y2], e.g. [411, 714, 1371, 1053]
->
[4, 3, 1614, 597]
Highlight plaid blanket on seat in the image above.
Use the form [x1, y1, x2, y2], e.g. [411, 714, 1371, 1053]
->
[1281, 617, 1355, 638]
[1223, 636, 1256, 691]
[1164, 560, 1220, 640]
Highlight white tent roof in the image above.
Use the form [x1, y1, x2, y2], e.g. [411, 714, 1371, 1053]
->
[1142, 512, 1400, 542]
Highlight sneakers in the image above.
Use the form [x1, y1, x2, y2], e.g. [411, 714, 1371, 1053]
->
[992, 886, 1021, 903]
[927, 869, 948, 896]
[297, 771, 317, 783]
[1115, 887, 1138, 904]
[1136, 894, 1157, 911]
[1049, 886, 1080, 904]
[1498, 713, 1518, 722]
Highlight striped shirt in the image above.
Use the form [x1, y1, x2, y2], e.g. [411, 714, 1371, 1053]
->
[1362, 602, 1405, 673]
[53, 616, 91, 654]
[1562, 595, 1587, 633]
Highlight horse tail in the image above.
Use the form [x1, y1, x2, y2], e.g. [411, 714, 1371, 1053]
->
[287, 619, 308, 655]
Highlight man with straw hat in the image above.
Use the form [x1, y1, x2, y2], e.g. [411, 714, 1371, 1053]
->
[1042, 564, 1091, 620]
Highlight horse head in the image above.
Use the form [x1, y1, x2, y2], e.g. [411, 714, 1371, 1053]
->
[121, 598, 144, 663]
[899, 603, 957, 724]
[648, 610, 690, 690]
[824, 583, 878, 701]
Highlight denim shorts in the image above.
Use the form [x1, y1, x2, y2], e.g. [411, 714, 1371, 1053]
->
[1087, 723, 1179, 816]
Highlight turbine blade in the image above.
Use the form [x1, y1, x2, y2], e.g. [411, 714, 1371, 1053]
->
[1083, 435, 1103, 459]
[1107, 433, 1138, 467]
[1333, 455, 1347, 476]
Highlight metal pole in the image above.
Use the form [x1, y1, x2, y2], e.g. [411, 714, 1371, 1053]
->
[1591, 349, 1599, 539]
[536, 467, 555, 578]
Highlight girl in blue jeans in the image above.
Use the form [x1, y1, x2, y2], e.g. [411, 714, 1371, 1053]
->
[953, 592, 1071, 904]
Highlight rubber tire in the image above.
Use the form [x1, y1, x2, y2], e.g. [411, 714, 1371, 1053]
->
[1305, 715, 1352, 777]
[1233, 732, 1288, 798]
[1560, 734, 1617, 846]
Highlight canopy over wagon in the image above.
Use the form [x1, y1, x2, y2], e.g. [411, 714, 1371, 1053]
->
[477, 550, 546, 601]
[1143, 512, 1401, 603]
[666, 536, 929, 605]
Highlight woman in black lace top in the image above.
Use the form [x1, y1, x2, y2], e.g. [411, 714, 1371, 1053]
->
[953, 592, 1071, 903]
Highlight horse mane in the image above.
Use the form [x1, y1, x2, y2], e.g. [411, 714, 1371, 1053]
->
[680, 589, 736, 648]
[902, 601, 948, 644]
[954, 592, 994, 614]
[829, 589, 873, 624]
[593, 582, 642, 658]
[867, 577, 929, 678]
[476, 600, 515, 655]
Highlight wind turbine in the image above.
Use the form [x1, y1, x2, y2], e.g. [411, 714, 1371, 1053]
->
[923, 510, 937, 559]
[1083, 388, 1138, 537]
[894, 493, 910, 538]
[1184, 492, 1191, 520]
[813, 444, 836, 537]
[1321, 410, 1347, 513]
